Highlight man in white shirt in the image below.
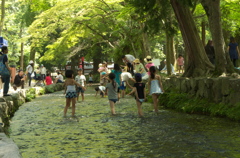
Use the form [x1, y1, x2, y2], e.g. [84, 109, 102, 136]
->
[121, 54, 135, 75]
[26, 60, 34, 87]
[40, 64, 47, 80]
[54, 72, 64, 83]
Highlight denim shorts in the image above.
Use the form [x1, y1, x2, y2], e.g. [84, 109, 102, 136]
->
[76, 87, 84, 93]
[109, 99, 118, 103]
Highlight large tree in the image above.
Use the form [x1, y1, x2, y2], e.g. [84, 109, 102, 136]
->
[201, 0, 235, 75]
[170, 0, 214, 77]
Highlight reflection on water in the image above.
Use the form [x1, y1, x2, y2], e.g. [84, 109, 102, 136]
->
[10, 88, 240, 158]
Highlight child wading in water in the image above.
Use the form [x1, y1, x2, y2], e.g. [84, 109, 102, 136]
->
[63, 70, 85, 117]
[128, 73, 146, 117]
[88, 73, 93, 86]
[148, 66, 164, 113]
[105, 73, 119, 115]
[75, 68, 87, 102]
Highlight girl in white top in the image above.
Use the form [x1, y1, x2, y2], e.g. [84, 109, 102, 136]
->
[63, 70, 85, 117]
[148, 66, 164, 113]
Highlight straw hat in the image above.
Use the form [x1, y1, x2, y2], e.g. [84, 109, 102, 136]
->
[145, 56, 152, 63]
[134, 58, 140, 64]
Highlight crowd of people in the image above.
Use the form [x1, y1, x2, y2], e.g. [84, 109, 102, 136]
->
[63, 54, 168, 118]
[0, 36, 239, 115]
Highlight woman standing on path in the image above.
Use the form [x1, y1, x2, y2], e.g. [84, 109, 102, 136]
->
[111, 64, 122, 101]
[63, 70, 85, 117]
[148, 66, 164, 113]
[105, 73, 119, 115]
[227, 37, 240, 67]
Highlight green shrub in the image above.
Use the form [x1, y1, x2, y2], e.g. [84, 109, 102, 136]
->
[159, 91, 240, 121]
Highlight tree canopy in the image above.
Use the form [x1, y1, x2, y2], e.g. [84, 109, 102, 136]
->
[1, 0, 240, 76]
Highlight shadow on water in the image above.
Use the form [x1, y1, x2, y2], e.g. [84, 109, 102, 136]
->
[10, 88, 240, 158]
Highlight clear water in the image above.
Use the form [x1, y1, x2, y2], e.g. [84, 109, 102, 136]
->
[10, 88, 240, 158]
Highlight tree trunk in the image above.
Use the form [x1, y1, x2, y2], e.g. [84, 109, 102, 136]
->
[166, 33, 175, 75]
[170, 0, 214, 77]
[20, 28, 24, 69]
[201, 21, 206, 46]
[201, 0, 235, 75]
[0, 0, 5, 36]
[140, 23, 151, 56]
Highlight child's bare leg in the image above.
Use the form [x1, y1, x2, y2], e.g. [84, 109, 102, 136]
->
[152, 94, 159, 112]
[136, 100, 143, 117]
[64, 98, 71, 116]
[71, 98, 76, 116]
[118, 92, 120, 101]
[81, 93, 84, 101]
[122, 90, 125, 98]
[109, 101, 116, 115]
[77, 93, 80, 101]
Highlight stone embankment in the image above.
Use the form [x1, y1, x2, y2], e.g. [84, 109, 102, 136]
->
[0, 83, 63, 158]
[164, 76, 240, 105]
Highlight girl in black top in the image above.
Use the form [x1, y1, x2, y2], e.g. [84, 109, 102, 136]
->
[128, 73, 146, 117]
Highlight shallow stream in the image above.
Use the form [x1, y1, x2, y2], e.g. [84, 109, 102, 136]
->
[10, 88, 240, 157]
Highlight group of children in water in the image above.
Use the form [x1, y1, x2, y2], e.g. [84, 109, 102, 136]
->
[63, 65, 164, 118]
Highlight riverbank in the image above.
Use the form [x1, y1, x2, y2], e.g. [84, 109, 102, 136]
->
[0, 83, 64, 158]
[160, 76, 240, 121]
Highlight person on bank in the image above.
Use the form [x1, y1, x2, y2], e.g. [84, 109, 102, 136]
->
[121, 54, 135, 75]
[227, 37, 240, 67]
[26, 60, 34, 87]
[205, 40, 215, 65]
[13, 69, 25, 91]
[0, 46, 11, 96]
[55, 71, 64, 83]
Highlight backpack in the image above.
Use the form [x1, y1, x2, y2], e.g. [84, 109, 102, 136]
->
[0, 54, 10, 76]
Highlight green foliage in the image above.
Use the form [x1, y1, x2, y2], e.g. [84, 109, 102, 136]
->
[159, 92, 240, 121]
[44, 86, 55, 93]
[39, 88, 46, 95]
[25, 88, 36, 102]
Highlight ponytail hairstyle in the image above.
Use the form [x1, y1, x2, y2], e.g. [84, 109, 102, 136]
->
[108, 73, 116, 89]
[149, 66, 156, 79]
[114, 63, 122, 72]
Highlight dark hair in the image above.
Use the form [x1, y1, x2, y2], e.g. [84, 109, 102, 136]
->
[46, 73, 50, 76]
[1, 46, 8, 52]
[230, 37, 235, 43]
[121, 55, 126, 59]
[95, 87, 99, 91]
[178, 54, 183, 58]
[207, 40, 212, 46]
[108, 73, 116, 89]
[114, 63, 122, 72]
[135, 73, 142, 82]
[149, 66, 156, 79]
[127, 63, 131, 72]
[18, 69, 23, 73]
[65, 70, 73, 78]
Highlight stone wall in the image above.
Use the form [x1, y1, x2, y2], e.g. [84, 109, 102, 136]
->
[164, 76, 240, 105]
[0, 83, 64, 158]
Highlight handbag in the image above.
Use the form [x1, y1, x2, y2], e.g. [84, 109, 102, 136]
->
[0, 54, 10, 76]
